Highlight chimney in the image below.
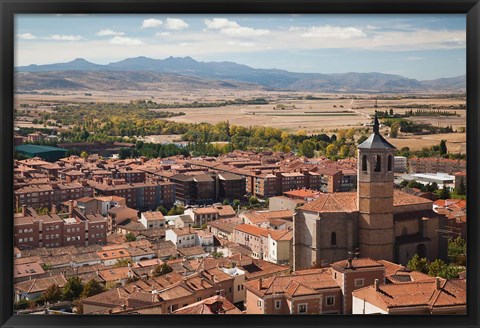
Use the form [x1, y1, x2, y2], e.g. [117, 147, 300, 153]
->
[347, 258, 353, 269]
[435, 277, 441, 290]
[21, 205, 27, 216]
[374, 279, 379, 291]
[68, 200, 74, 216]
[51, 204, 57, 214]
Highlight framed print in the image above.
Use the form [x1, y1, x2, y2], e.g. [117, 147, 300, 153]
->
[1, 1, 479, 328]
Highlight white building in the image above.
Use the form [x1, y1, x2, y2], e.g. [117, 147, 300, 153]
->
[165, 227, 198, 249]
[140, 211, 166, 229]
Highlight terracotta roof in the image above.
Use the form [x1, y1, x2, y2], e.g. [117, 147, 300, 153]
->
[193, 207, 219, 215]
[173, 295, 242, 314]
[332, 258, 384, 272]
[245, 268, 338, 298]
[15, 274, 67, 294]
[142, 211, 165, 221]
[352, 278, 466, 313]
[300, 190, 432, 213]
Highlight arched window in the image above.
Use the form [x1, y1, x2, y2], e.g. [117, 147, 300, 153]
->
[374, 155, 381, 172]
[331, 232, 337, 246]
[388, 155, 393, 171]
[362, 155, 367, 172]
[402, 227, 408, 236]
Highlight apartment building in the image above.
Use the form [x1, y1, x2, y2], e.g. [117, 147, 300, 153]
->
[409, 157, 466, 174]
[14, 205, 107, 249]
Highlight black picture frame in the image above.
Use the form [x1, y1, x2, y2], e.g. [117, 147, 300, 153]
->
[1, 1, 479, 327]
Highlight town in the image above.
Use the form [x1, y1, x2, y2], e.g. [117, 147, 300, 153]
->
[13, 116, 467, 315]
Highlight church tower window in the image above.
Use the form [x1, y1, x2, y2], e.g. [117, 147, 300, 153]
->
[362, 155, 367, 172]
[374, 155, 381, 172]
[331, 232, 337, 246]
[388, 155, 393, 171]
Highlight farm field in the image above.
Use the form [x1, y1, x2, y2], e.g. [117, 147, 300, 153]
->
[14, 90, 466, 152]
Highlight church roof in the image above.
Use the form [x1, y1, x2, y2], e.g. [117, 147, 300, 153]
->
[299, 190, 432, 214]
[358, 112, 396, 150]
[357, 133, 396, 150]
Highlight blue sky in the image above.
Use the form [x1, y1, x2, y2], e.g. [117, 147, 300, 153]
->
[15, 14, 466, 80]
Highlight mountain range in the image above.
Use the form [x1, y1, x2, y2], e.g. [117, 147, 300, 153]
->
[15, 56, 466, 93]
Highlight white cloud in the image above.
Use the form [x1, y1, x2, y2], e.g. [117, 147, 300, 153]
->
[165, 18, 189, 30]
[155, 32, 171, 37]
[227, 41, 255, 47]
[97, 29, 125, 36]
[290, 25, 366, 39]
[46, 34, 84, 41]
[109, 36, 144, 45]
[142, 18, 163, 28]
[17, 33, 37, 40]
[205, 18, 270, 36]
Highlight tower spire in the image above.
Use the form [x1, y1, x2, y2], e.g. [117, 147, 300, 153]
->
[373, 111, 380, 134]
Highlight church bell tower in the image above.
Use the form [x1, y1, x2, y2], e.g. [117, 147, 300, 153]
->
[357, 113, 396, 261]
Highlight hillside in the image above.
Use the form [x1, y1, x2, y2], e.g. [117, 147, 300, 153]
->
[15, 56, 466, 93]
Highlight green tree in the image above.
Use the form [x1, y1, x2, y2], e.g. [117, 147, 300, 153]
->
[233, 199, 241, 208]
[325, 144, 338, 159]
[125, 232, 136, 242]
[222, 199, 230, 205]
[42, 284, 63, 304]
[62, 276, 84, 301]
[407, 254, 429, 274]
[299, 140, 315, 158]
[152, 263, 173, 277]
[455, 177, 466, 196]
[80, 151, 89, 159]
[389, 122, 399, 138]
[448, 236, 466, 265]
[80, 279, 105, 299]
[249, 196, 259, 207]
[389, 108, 394, 116]
[339, 145, 350, 158]
[428, 259, 449, 278]
[212, 251, 224, 259]
[115, 258, 131, 268]
[156, 206, 168, 215]
[439, 140, 447, 155]
[357, 135, 368, 145]
[436, 185, 451, 199]
[167, 205, 185, 215]
[399, 180, 409, 188]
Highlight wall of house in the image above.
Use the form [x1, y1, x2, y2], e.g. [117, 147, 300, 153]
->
[352, 296, 388, 314]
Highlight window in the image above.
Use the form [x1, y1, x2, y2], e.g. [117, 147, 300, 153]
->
[362, 155, 367, 172]
[374, 155, 381, 172]
[354, 278, 365, 287]
[298, 304, 307, 313]
[275, 300, 281, 309]
[326, 296, 335, 306]
[330, 232, 337, 246]
[402, 227, 408, 236]
[388, 155, 393, 171]
[257, 300, 262, 308]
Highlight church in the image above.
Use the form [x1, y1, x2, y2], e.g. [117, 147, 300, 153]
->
[293, 114, 448, 270]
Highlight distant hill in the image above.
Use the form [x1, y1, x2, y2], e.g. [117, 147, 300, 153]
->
[15, 56, 466, 93]
[15, 70, 262, 92]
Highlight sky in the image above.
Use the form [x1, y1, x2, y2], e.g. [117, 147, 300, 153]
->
[15, 14, 466, 80]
